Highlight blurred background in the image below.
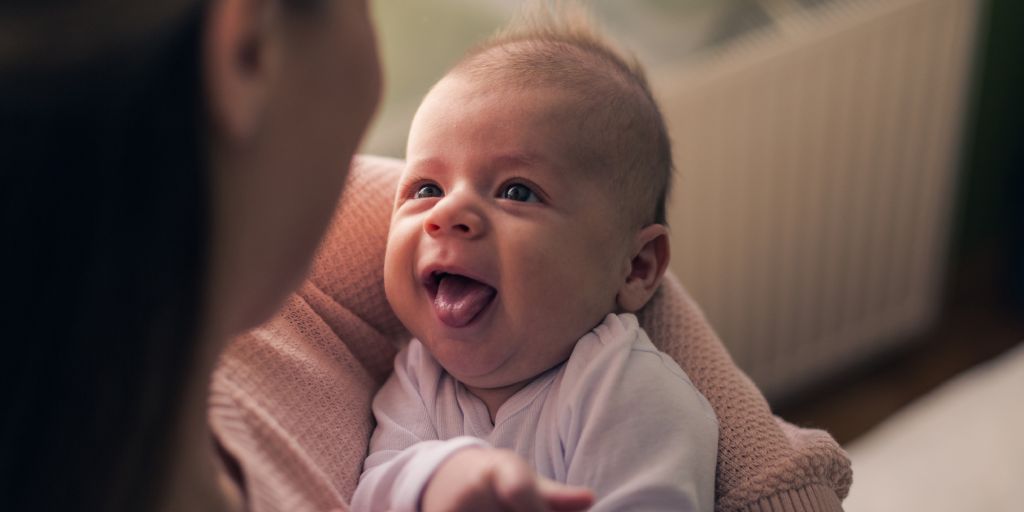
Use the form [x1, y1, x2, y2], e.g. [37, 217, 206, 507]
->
[365, 0, 1023, 509]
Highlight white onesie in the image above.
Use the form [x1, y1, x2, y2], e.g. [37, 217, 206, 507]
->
[352, 313, 718, 511]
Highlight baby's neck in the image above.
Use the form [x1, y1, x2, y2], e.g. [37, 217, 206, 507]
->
[465, 381, 531, 424]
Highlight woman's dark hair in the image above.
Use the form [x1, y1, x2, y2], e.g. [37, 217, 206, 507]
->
[1, 5, 209, 510]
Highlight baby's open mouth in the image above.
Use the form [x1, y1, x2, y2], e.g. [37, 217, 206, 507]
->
[426, 271, 497, 328]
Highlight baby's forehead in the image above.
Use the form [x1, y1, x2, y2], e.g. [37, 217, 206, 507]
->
[420, 77, 612, 164]
[437, 71, 593, 117]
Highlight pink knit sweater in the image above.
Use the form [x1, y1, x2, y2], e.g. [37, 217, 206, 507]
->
[209, 155, 852, 512]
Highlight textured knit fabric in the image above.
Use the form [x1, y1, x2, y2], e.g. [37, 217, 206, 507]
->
[353, 313, 718, 512]
[209, 155, 853, 512]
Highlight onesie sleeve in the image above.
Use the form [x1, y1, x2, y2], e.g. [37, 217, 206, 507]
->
[559, 314, 719, 512]
[351, 341, 489, 512]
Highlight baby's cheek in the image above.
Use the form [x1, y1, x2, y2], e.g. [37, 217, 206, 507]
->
[383, 227, 419, 314]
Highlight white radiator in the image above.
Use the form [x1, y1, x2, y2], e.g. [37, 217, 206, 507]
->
[657, 0, 982, 400]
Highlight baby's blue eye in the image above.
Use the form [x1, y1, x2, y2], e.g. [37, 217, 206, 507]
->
[501, 183, 539, 203]
[414, 184, 444, 199]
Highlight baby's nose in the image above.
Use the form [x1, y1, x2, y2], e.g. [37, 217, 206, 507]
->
[425, 220, 474, 235]
[424, 199, 485, 238]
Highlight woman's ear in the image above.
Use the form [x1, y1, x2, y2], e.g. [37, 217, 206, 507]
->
[616, 224, 671, 313]
[204, 0, 280, 142]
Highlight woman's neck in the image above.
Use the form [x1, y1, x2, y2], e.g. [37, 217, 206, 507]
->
[157, 322, 242, 512]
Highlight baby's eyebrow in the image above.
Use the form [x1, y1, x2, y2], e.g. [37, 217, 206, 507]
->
[405, 157, 446, 175]
[404, 152, 561, 179]
[490, 152, 545, 170]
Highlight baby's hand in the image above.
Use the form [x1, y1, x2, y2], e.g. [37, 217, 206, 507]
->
[421, 448, 593, 512]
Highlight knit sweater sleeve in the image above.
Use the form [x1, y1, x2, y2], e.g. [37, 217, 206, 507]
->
[638, 274, 852, 511]
[559, 314, 719, 511]
[352, 341, 489, 512]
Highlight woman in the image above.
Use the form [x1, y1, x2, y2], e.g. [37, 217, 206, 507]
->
[0, 0, 381, 510]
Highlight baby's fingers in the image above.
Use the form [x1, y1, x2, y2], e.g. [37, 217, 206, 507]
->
[536, 477, 593, 511]
[491, 455, 548, 512]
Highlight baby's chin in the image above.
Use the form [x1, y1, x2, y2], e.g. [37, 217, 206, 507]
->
[418, 336, 513, 382]
[442, 350, 571, 396]
[432, 346, 509, 383]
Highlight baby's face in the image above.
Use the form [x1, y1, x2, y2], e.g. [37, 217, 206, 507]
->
[384, 76, 635, 392]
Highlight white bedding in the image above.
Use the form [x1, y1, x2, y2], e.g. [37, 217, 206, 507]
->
[843, 342, 1024, 512]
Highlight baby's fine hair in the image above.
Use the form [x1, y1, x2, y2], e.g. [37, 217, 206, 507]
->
[449, 1, 673, 226]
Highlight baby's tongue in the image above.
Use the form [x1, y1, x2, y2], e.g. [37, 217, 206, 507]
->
[434, 274, 496, 328]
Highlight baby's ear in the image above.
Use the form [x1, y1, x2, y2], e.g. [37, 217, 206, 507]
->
[616, 224, 670, 312]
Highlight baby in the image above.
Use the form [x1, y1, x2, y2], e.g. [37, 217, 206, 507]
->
[353, 9, 718, 512]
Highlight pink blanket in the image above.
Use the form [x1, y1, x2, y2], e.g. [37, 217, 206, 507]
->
[210, 156, 852, 512]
